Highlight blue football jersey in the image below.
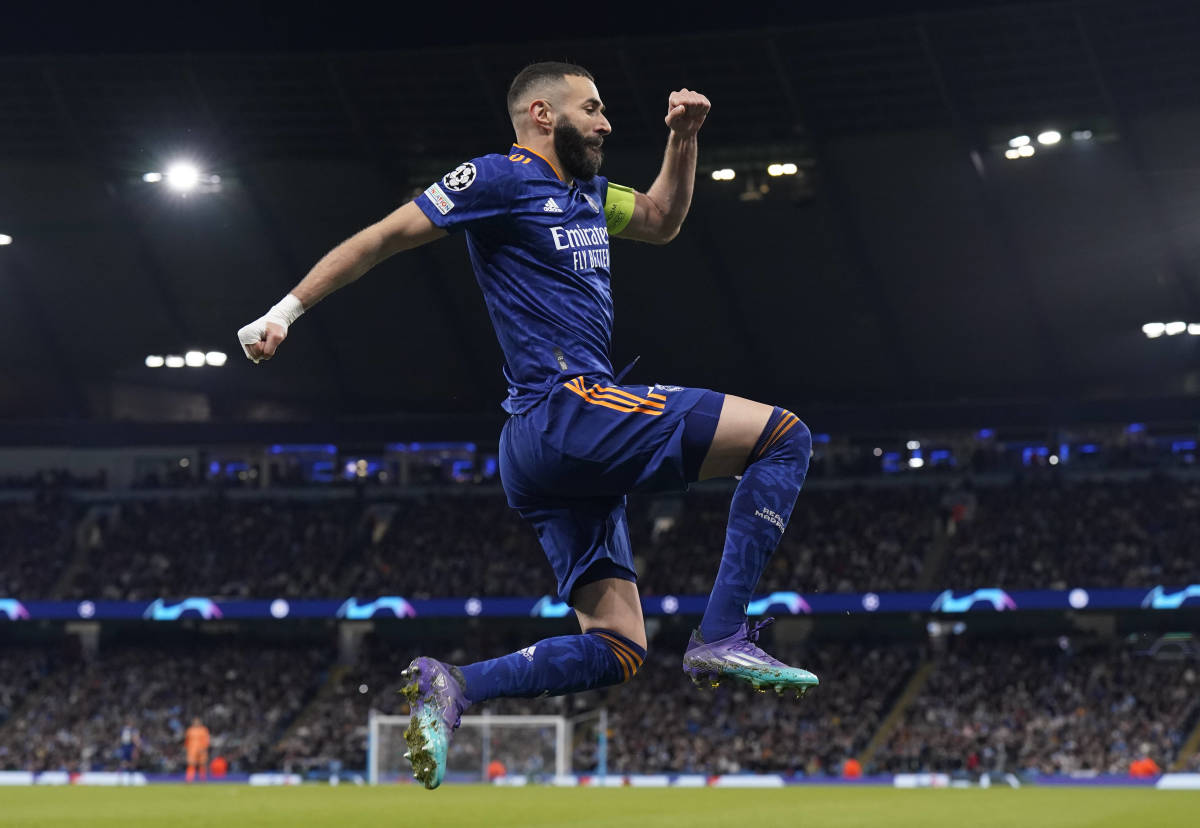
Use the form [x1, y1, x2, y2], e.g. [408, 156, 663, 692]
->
[414, 144, 634, 413]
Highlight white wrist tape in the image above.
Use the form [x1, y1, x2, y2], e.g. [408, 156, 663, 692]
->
[237, 294, 305, 362]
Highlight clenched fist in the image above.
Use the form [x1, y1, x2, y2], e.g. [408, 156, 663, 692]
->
[237, 294, 304, 364]
[664, 88, 711, 138]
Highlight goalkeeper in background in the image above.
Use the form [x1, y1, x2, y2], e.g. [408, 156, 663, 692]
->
[184, 717, 210, 783]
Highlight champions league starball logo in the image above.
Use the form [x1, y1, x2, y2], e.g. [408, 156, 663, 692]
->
[336, 597, 417, 619]
[746, 591, 812, 616]
[143, 598, 223, 620]
[0, 599, 30, 620]
[441, 162, 477, 192]
[530, 596, 573, 618]
[1141, 585, 1200, 610]
[930, 589, 1017, 613]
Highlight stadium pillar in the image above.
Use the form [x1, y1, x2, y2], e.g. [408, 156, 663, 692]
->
[339, 621, 372, 666]
[65, 622, 100, 661]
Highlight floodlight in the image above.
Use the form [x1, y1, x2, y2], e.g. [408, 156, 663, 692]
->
[906, 440, 920, 450]
[165, 355, 185, 368]
[1037, 130, 1062, 145]
[1004, 149, 1021, 160]
[145, 355, 165, 368]
[165, 162, 201, 192]
[1049, 455, 1059, 466]
[710, 168, 735, 181]
[143, 172, 163, 183]
[1189, 324, 1200, 336]
[1008, 135, 1031, 148]
[767, 164, 784, 177]
[780, 163, 798, 175]
[1165, 321, 1187, 336]
[1142, 322, 1165, 338]
[1017, 145, 1035, 157]
[204, 351, 228, 366]
[1071, 129, 1093, 141]
[908, 457, 925, 469]
[184, 350, 206, 367]
[0, 234, 11, 246]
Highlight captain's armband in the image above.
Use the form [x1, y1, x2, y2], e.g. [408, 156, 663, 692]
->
[604, 182, 636, 236]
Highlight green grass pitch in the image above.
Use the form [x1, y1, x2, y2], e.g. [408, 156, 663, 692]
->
[3, 785, 1198, 827]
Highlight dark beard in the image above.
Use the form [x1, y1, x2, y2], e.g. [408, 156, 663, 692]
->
[553, 119, 603, 181]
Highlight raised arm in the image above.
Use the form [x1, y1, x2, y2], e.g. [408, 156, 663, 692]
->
[237, 202, 446, 363]
[615, 88, 711, 245]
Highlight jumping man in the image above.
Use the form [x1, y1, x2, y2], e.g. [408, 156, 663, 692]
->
[237, 62, 817, 789]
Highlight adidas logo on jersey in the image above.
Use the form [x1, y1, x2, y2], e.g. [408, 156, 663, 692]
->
[542, 198, 563, 213]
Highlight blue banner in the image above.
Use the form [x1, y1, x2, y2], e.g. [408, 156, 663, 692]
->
[2, 585, 1200, 621]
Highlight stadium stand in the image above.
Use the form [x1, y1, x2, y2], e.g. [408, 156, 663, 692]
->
[0, 499, 75, 596]
[4, 630, 1197, 777]
[22, 487, 936, 601]
[875, 637, 1200, 775]
[59, 498, 363, 600]
[0, 642, 325, 773]
[5, 473, 1198, 602]
[940, 476, 1200, 589]
[4, 466, 1199, 780]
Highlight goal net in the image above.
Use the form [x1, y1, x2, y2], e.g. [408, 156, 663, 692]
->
[367, 711, 569, 785]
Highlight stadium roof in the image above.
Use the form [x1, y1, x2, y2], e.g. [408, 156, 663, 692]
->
[2, 0, 1200, 425]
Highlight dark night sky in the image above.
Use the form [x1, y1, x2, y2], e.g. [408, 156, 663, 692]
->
[3, 0, 1066, 55]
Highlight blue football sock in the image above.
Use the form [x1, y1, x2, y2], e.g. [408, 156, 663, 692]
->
[458, 628, 645, 703]
[698, 407, 811, 642]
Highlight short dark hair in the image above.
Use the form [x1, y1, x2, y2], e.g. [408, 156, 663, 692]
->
[507, 61, 594, 117]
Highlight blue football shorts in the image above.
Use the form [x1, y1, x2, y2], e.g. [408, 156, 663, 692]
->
[500, 376, 724, 604]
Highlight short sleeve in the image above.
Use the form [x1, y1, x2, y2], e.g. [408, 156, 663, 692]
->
[603, 181, 636, 235]
[414, 157, 514, 233]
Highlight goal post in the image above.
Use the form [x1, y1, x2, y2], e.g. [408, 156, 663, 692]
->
[367, 710, 570, 785]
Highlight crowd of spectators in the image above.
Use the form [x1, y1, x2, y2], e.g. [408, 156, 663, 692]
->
[0, 500, 75, 596]
[350, 496, 548, 599]
[600, 640, 918, 775]
[941, 476, 1200, 589]
[876, 637, 1200, 775]
[635, 487, 933, 596]
[0, 647, 56, 735]
[0, 642, 326, 774]
[5, 474, 1200, 601]
[59, 499, 364, 601]
[275, 630, 921, 777]
[3, 631, 1196, 777]
[16, 485, 935, 601]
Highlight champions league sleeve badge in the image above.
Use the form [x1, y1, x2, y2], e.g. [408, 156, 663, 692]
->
[442, 162, 477, 192]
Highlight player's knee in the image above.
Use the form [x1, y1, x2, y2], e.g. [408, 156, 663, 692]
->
[587, 628, 647, 685]
[785, 415, 812, 462]
[751, 409, 812, 475]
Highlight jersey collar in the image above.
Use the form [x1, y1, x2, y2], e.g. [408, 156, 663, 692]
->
[510, 144, 564, 182]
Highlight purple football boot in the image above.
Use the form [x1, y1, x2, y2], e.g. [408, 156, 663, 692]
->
[399, 657, 470, 789]
[682, 617, 818, 698]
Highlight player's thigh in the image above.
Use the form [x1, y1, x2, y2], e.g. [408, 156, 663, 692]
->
[572, 578, 647, 651]
[696, 394, 775, 481]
